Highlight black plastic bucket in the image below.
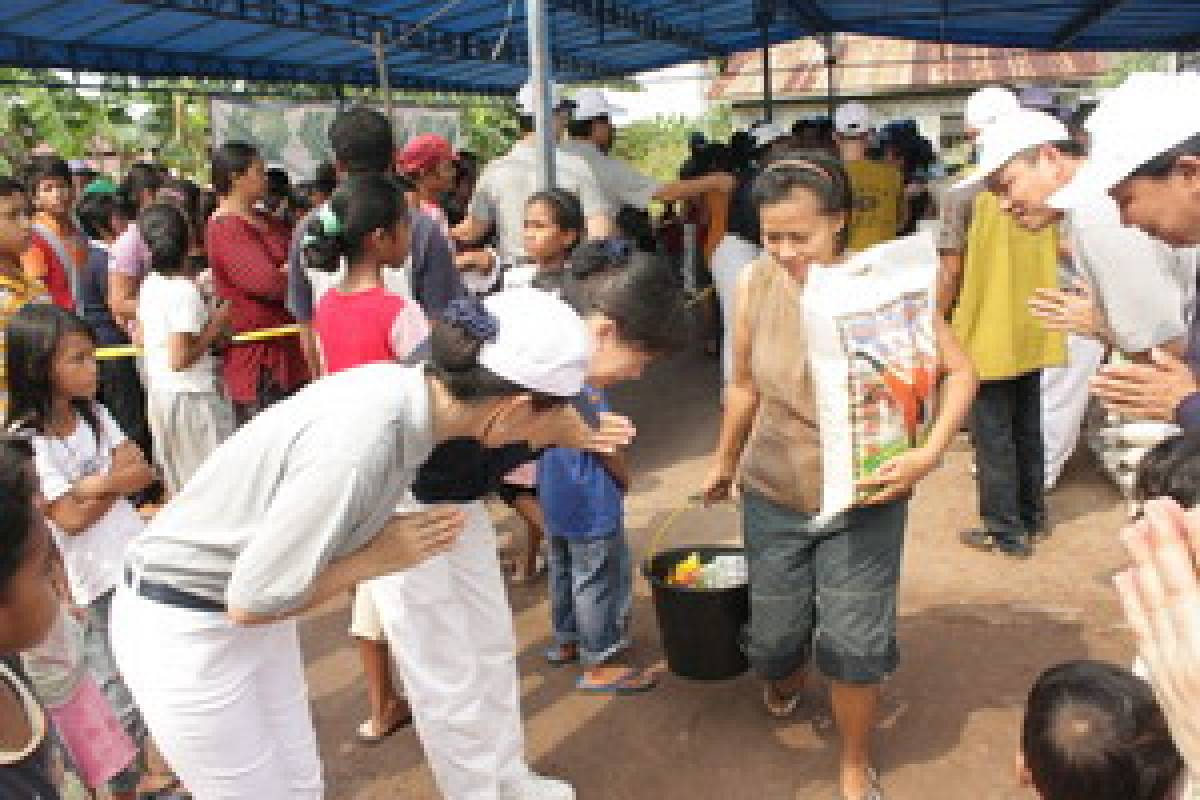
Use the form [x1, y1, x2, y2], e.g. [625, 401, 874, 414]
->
[643, 546, 750, 681]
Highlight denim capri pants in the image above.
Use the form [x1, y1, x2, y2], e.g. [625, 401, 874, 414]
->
[741, 489, 908, 685]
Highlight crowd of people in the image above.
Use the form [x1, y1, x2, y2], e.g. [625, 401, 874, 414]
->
[1, 69, 1200, 800]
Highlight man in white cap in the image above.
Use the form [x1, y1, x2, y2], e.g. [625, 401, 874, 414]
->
[957, 107, 1194, 489]
[939, 87, 1065, 558]
[453, 81, 613, 265]
[561, 87, 734, 213]
[1046, 72, 1200, 429]
[833, 101, 906, 251]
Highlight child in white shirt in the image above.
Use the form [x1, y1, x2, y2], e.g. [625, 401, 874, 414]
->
[137, 203, 234, 494]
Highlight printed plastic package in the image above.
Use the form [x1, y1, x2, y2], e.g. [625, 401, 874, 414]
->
[802, 232, 940, 521]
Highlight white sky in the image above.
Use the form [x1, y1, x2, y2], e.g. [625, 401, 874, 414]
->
[607, 63, 713, 122]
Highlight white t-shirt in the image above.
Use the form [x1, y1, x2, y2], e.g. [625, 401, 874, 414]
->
[32, 405, 145, 607]
[138, 272, 220, 393]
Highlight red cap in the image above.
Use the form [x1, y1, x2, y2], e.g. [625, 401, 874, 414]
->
[397, 134, 456, 174]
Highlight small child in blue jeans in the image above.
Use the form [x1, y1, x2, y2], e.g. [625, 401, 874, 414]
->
[539, 242, 690, 694]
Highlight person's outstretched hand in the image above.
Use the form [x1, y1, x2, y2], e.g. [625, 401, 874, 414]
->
[379, 505, 465, 572]
[1114, 497, 1200, 772]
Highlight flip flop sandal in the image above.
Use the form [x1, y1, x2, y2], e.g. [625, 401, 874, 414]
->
[763, 682, 805, 718]
[355, 713, 412, 745]
[544, 645, 580, 667]
[835, 768, 883, 800]
[576, 667, 658, 695]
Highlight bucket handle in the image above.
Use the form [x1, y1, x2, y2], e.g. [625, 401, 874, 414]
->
[641, 505, 690, 570]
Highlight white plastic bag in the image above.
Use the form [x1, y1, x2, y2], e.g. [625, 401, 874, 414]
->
[802, 232, 940, 521]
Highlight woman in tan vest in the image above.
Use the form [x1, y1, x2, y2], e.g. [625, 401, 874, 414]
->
[701, 152, 977, 800]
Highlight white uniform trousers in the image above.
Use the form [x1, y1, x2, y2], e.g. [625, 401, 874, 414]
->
[371, 500, 527, 800]
[710, 234, 760, 383]
[110, 585, 323, 800]
[1041, 333, 1106, 489]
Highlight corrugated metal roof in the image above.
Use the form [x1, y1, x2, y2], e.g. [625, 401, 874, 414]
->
[0, 1, 1191, 93]
[711, 35, 1113, 101]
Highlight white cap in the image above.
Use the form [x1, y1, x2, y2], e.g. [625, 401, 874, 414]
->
[1049, 72, 1200, 210]
[954, 109, 1069, 190]
[749, 121, 788, 149]
[964, 87, 1020, 131]
[571, 88, 625, 122]
[516, 81, 569, 115]
[834, 102, 871, 136]
[478, 288, 591, 398]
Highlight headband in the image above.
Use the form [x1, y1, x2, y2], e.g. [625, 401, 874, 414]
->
[764, 158, 837, 183]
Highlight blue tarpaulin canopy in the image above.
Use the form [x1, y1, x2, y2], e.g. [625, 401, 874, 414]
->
[0, 1, 1197, 94]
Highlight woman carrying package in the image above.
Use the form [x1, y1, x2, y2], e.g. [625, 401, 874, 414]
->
[110, 288, 631, 799]
[701, 151, 977, 800]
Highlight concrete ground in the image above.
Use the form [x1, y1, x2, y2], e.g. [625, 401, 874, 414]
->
[300, 349, 1133, 800]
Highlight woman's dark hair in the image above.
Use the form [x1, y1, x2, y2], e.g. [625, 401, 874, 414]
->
[1135, 433, 1200, 508]
[526, 189, 584, 247]
[561, 244, 689, 355]
[0, 436, 37, 591]
[211, 141, 260, 196]
[329, 107, 393, 175]
[679, 142, 732, 179]
[75, 190, 136, 242]
[23, 155, 71, 198]
[0, 177, 25, 202]
[426, 299, 565, 408]
[1130, 132, 1200, 180]
[752, 148, 854, 252]
[1023, 660, 1183, 800]
[120, 162, 164, 209]
[139, 204, 191, 277]
[5, 304, 99, 439]
[303, 173, 410, 273]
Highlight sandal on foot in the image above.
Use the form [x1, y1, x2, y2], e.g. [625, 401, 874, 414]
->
[544, 645, 579, 667]
[835, 768, 883, 800]
[356, 713, 411, 745]
[763, 682, 804, 718]
[576, 667, 658, 695]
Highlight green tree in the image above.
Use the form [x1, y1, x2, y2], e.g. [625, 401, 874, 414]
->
[1096, 52, 1169, 88]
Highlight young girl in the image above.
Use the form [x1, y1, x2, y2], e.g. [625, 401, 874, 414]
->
[0, 436, 63, 798]
[304, 173, 429, 744]
[5, 303, 157, 800]
[470, 189, 586, 581]
[459, 188, 583, 297]
[306, 173, 429, 375]
[137, 203, 235, 496]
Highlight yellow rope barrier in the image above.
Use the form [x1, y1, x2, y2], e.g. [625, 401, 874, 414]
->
[95, 324, 302, 360]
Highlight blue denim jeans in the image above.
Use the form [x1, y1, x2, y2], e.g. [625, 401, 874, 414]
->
[547, 532, 632, 666]
[741, 491, 907, 685]
[970, 371, 1046, 543]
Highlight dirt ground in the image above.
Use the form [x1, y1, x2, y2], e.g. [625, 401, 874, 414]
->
[300, 349, 1134, 800]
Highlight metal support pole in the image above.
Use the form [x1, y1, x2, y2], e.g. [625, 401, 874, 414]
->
[373, 30, 394, 130]
[761, 21, 772, 122]
[824, 31, 837, 120]
[527, 0, 557, 189]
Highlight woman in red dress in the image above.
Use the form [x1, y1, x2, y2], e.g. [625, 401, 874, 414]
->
[205, 143, 308, 423]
